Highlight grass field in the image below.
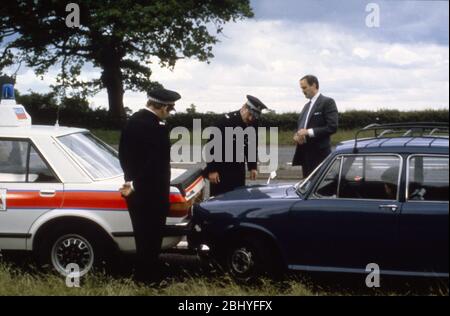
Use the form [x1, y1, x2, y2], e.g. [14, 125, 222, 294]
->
[92, 129, 359, 147]
[0, 263, 314, 296]
[0, 254, 448, 296]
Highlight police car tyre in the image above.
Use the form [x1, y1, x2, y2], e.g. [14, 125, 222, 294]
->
[224, 235, 279, 282]
[36, 223, 113, 276]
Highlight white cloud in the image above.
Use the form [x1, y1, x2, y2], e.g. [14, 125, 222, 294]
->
[353, 47, 371, 60]
[14, 69, 56, 93]
[8, 19, 449, 114]
[382, 45, 422, 66]
[145, 21, 449, 113]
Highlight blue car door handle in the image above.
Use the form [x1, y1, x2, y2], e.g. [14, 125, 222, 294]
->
[379, 204, 398, 212]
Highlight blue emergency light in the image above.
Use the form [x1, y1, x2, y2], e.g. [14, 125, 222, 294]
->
[1, 84, 15, 100]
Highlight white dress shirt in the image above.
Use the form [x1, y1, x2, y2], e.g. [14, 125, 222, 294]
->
[304, 92, 321, 138]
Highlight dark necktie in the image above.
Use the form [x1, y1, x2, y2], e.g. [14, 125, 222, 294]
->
[298, 101, 311, 129]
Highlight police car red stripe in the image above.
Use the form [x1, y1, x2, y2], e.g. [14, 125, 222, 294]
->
[7, 191, 63, 209]
[6, 190, 191, 217]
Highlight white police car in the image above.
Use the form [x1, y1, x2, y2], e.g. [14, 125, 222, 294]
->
[0, 84, 204, 276]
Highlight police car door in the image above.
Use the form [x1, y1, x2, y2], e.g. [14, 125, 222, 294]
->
[0, 138, 63, 250]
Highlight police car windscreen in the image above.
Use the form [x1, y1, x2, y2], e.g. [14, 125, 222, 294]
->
[58, 133, 123, 179]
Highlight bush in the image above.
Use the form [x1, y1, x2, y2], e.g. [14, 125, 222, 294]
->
[16, 92, 122, 129]
[166, 110, 448, 131]
[13, 91, 449, 131]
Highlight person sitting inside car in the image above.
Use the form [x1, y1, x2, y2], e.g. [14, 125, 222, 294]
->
[410, 186, 427, 200]
[381, 166, 400, 200]
[381, 166, 428, 201]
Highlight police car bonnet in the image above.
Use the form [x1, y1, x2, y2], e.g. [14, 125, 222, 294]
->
[0, 84, 32, 127]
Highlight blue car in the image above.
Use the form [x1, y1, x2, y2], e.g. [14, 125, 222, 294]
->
[189, 123, 449, 281]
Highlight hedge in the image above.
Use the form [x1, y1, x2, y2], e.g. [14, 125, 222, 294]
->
[13, 92, 449, 131]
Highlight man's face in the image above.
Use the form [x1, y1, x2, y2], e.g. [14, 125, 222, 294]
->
[162, 104, 175, 119]
[300, 79, 317, 99]
[241, 105, 255, 125]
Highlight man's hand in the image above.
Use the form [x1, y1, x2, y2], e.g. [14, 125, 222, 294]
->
[250, 169, 258, 181]
[298, 128, 309, 137]
[208, 172, 221, 184]
[294, 130, 307, 145]
[119, 182, 133, 198]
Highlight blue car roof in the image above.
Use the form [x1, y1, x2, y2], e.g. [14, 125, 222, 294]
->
[336, 137, 449, 155]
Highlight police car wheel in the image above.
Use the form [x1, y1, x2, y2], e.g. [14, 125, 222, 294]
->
[36, 225, 111, 277]
[50, 234, 94, 277]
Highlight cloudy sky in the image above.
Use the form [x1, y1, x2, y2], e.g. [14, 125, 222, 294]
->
[8, 0, 450, 113]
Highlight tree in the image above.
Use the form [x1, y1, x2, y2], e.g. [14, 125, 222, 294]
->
[16, 91, 58, 111]
[0, 1, 253, 126]
[186, 103, 197, 114]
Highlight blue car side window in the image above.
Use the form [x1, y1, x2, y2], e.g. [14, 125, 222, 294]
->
[339, 155, 401, 200]
[312, 155, 402, 201]
[407, 156, 449, 202]
[314, 157, 342, 198]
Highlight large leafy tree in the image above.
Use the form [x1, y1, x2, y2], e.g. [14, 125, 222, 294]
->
[0, 0, 253, 125]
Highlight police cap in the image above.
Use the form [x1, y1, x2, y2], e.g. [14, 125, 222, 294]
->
[147, 88, 181, 106]
[246, 95, 268, 119]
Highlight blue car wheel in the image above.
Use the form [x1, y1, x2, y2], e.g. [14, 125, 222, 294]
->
[225, 235, 281, 282]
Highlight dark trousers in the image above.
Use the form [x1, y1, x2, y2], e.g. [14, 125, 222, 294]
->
[209, 163, 246, 196]
[301, 147, 331, 178]
[126, 193, 168, 283]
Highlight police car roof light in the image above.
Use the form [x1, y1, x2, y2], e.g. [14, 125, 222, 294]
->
[0, 84, 32, 127]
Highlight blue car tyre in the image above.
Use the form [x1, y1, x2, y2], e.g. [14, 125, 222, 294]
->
[224, 234, 283, 282]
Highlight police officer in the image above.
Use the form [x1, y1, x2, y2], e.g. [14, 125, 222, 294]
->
[118, 88, 180, 284]
[205, 95, 268, 196]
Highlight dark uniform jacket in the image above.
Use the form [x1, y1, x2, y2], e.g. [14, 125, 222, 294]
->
[205, 111, 258, 196]
[293, 94, 338, 177]
[119, 109, 171, 205]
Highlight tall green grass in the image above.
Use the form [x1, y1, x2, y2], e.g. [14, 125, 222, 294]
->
[1, 261, 447, 296]
[0, 262, 317, 296]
